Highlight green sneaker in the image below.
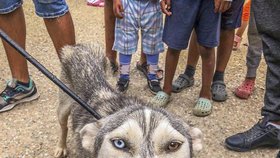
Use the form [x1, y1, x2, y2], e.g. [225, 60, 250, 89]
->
[0, 79, 39, 112]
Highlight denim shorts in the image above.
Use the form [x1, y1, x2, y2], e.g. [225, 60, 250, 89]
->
[163, 0, 221, 50]
[113, 0, 164, 55]
[221, 0, 245, 29]
[0, 0, 69, 18]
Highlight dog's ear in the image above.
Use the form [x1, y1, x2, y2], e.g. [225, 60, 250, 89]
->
[189, 127, 203, 151]
[79, 121, 103, 151]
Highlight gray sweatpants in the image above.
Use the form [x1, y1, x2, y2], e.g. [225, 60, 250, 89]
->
[252, 0, 280, 121]
[246, 7, 263, 78]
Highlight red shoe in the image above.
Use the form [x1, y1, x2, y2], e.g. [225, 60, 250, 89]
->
[234, 79, 255, 99]
[87, 0, 104, 7]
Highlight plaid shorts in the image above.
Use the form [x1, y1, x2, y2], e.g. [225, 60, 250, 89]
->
[113, 0, 164, 55]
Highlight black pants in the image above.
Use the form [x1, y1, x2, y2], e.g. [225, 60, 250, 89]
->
[252, 0, 280, 121]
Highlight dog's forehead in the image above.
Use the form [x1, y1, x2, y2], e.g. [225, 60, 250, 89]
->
[101, 106, 189, 138]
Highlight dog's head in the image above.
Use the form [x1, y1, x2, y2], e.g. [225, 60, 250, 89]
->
[79, 106, 202, 158]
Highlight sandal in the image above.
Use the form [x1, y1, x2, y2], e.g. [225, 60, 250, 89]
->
[150, 91, 170, 108]
[147, 79, 162, 95]
[211, 81, 228, 102]
[233, 35, 242, 51]
[193, 98, 212, 117]
[234, 79, 255, 99]
[172, 74, 194, 93]
[136, 61, 163, 81]
[87, 0, 104, 7]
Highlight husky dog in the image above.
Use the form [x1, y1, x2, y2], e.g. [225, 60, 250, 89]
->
[54, 44, 203, 158]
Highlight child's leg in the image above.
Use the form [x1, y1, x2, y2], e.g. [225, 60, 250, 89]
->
[245, 8, 262, 79]
[138, 0, 164, 93]
[212, 0, 244, 101]
[119, 53, 132, 80]
[215, 28, 235, 82]
[112, 0, 139, 79]
[218, 0, 245, 77]
[199, 46, 215, 99]
[172, 32, 198, 93]
[104, 0, 117, 63]
[234, 8, 262, 99]
[116, 53, 132, 92]
[185, 32, 200, 77]
[146, 54, 159, 80]
[146, 53, 162, 94]
[192, 0, 220, 116]
[163, 48, 181, 95]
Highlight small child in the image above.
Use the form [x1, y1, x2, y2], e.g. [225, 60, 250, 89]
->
[234, 6, 263, 99]
[152, 0, 232, 116]
[113, 0, 164, 94]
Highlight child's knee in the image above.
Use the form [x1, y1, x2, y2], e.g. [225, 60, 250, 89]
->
[199, 46, 214, 59]
[167, 47, 181, 54]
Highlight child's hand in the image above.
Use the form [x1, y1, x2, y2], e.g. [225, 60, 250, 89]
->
[160, 0, 172, 16]
[113, 0, 124, 19]
[214, 0, 231, 13]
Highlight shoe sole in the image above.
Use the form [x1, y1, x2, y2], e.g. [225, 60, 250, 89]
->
[234, 90, 253, 99]
[225, 142, 280, 152]
[0, 93, 40, 113]
[212, 96, 228, 102]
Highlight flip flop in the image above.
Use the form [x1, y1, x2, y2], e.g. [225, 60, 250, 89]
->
[193, 98, 212, 117]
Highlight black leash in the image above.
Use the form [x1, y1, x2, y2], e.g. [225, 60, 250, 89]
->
[0, 29, 102, 120]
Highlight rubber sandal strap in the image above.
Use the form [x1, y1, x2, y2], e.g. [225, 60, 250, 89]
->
[211, 81, 228, 101]
[137, 61, 163, 81]
[172, 74, 193, 92]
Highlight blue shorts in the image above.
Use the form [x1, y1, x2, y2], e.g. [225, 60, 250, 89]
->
[163, 0, 221, 50]
[113, 0, 164, 55]
[221, 0, 245, 29]
[0, 0, 69, 18]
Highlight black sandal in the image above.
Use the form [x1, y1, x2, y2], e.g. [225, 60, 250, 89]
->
[136, 61, 163, 81]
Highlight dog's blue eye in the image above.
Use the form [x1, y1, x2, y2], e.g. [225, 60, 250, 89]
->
[112, 139, 126, 149]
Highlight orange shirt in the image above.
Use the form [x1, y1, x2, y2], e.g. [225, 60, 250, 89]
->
[242, 0, 251, 22]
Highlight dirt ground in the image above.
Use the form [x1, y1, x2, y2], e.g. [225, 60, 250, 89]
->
[0, 1, 278, 158]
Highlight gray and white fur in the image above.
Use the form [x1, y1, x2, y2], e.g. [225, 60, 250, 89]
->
[54, 44, 203, 158]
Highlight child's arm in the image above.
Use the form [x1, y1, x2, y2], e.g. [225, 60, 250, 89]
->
[160, 0, 172, 16]
[214, 0, 232, 13]
[113, 0, 124, 19]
